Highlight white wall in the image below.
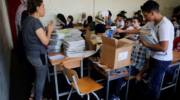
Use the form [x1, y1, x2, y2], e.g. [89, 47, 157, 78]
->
[157, 0, 180, 18]
[42, 0, 146, 25]
[41, 0, 180, 25]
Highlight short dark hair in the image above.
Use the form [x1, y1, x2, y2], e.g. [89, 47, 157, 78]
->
[68, 15, 74, 22]
[108, 10, 112, 17]
[27, 0, 43, 14]
[132, 17, 140, 22]
[141, 0, 160, 13]
[95, 24, 106, 34]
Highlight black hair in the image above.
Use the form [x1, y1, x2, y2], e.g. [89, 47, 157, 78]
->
[117, 13, 124, 18]
[141, 0, 160, 13]
[57, 13, 67, 25]
[108, 10, 112, 17]
[27, 0, 43, 14]
[87, 16, 93, 24]
[68, 15, 74, 22]
[118, 10, 127, 19]
[133, 17, 140, 21]
[95, 24, 106, 34]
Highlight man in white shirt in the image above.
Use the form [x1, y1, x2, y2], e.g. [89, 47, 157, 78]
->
[138, 1, 174, 100]
[116, 1, 174, 100]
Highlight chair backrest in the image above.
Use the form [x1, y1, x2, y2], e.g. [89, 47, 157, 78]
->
[160, 62, 180, 91]
[63, 68, 82, 94]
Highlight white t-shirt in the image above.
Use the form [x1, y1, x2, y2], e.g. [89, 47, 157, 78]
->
[143, 17, 174, 61]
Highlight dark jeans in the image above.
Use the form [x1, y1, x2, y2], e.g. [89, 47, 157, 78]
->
[147, 57, 171, 100]
[27, 54, 48, 100]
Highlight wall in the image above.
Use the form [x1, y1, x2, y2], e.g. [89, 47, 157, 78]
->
[41, 0, 180, 25]
[42, 0, 146, 25]
[0, 0, 13, 100]
[157, 0, 180, 18]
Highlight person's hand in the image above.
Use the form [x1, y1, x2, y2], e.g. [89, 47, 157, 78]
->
[116, 28, 125, 33]
[47, 20, 54, 35]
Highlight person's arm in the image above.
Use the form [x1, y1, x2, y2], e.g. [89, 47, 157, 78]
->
[140, 22, 170, 52]
[140, 40, 168, 52]
[116, 28, 140, 34]
[36, 21, 54, 46]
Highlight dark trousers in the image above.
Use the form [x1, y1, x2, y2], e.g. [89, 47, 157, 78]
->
[147, 57, 171, 100]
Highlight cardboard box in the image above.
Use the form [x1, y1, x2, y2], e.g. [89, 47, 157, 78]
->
[100, 36, 134, 69]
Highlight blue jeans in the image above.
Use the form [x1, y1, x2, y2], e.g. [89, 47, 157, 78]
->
[27, 54, 48, 100]
[147, 57, 171, 100]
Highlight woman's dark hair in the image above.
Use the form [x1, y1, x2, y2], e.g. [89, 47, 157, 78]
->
[57, 13, 67, 25]
[68, 15, 74, 22]
[108, 10, 112, 17]
[141, 0, 160, 13]
[87, 16, 93, 24]
[27, 0, 43, 14]
[95, 24, 106, 34]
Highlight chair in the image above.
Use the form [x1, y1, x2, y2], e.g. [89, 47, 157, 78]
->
[160, 62, 180, 95]
[62, 59, 103, 100]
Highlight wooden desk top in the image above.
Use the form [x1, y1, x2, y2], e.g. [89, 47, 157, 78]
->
[48, 53, 82, 70]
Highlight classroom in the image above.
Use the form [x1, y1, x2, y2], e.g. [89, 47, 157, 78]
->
[0, 0, 180, 100]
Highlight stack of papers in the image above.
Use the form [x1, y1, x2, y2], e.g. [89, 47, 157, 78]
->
[47, 32, 64, 53]
[139, 28, 158, 44]
[48, 54, 65, 60]
[63, 36, 85, 57]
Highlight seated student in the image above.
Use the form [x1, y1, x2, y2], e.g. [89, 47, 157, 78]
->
[172, 15, 180, 38]
[126, 17, 142, 40]
[114, 13, 125, 28]
[83, 16, 95, 31]
[77, 12, 86, 25]
[66, 15, 74, 28]
[115, 18, 134, 38]
[133, 10, 144, 26]
[105, 10, 113, 26]
[173, 37, 180, 52]
[85, 24, 106, 50]
[123, 18, 134, 30]
[56, 13, 67, 29]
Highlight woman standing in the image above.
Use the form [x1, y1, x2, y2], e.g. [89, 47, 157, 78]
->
[22, 0, 53, 100]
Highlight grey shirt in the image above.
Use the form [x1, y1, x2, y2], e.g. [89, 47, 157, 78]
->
[22, 15, 47, 56]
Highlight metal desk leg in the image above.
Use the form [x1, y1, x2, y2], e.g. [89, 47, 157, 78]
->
[126, 66, 131, 100]
[106, 74, 110, 100]
[54, 65, 59, 100]
[174, 64, 180, 93]
[80, 59, 83, 78]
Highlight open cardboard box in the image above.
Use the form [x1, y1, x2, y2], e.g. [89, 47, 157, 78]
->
[100, 36, 134, 69]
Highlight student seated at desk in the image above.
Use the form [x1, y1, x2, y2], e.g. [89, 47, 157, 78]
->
[105, 10, 113, 27]
[83, 16, 95, 31]
[66, 15, 74, 28]
[56, 13, 67, 29]
[85, 24, 106, 51]
[126, 17, 142, 40]
[77, 12, 86, 25]
[114, 13, 125, 29]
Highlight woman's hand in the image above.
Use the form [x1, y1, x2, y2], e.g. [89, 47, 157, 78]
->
[47, 20, 54, 35]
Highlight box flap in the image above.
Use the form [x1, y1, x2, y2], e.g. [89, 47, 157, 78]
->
[102, 36, 118, 47]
